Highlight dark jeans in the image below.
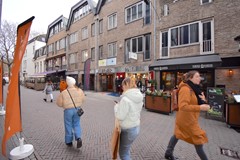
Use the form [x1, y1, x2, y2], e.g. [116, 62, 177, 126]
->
[166, 135, 208, 160]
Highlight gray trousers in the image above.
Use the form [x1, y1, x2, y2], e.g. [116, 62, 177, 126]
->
[166, 135, 208, 160]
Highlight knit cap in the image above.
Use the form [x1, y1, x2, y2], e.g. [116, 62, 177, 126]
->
[66, 76, 76, 87]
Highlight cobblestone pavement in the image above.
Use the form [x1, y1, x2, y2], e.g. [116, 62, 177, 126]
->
[0, 85, 240, 160]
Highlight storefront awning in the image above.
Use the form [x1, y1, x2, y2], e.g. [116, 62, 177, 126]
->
[150, 54, 222, 71]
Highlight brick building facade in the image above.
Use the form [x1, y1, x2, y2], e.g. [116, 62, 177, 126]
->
[45, 0, 240, 94]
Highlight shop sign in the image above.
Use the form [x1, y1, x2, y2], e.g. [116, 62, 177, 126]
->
[115, 67, 125, 72]
[125, 65, 148, 72]
[159, 66, 169, 70]
[99, 68, 115, 73]
[98, 59, 106, 66]
[192, 63, 214, 69]
[106, 58, 116, 66]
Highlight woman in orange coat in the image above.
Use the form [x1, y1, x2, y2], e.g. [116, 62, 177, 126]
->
[165, 70, 210, 160]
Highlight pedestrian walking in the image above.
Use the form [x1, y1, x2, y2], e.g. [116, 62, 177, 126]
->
[114, 77, 143, 160]
[56, 76, 85, 148]
[43, 80, 54, 102]
[164, 70, 210, 160]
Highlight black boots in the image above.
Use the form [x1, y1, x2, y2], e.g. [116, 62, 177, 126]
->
[164, 153, 179, 160]
[43, 99, 53, 102]
[77, 138, 82, 148]
[66, 142, 73, 147]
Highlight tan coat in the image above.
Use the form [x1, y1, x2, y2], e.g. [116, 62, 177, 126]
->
[56, 86, 85, 109]
[174, 82, 208, 145]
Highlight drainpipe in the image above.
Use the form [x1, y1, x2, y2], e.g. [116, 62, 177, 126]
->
[153, 0, 156, 60]
[95, 16, 99, 92]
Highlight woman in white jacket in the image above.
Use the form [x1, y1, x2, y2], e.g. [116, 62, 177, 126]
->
[114, 77, 143, 160]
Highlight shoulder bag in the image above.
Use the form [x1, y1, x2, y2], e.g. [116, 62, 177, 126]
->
[67, 89, 84, 116]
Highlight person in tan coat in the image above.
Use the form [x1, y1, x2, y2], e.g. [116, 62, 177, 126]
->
[56, 76, 85, 148]
[165, 70, 210, 160]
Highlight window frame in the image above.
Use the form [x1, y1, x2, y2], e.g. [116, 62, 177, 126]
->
[125, 1, 144, 24]
[108, 42, 117, 57]
[108, 13, 117, 30]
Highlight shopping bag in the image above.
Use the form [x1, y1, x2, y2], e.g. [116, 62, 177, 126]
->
[110, 119, 121, 160]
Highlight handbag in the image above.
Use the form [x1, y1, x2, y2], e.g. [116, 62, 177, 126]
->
[67, 89, 84, 116]
[110, 118, 121, 160]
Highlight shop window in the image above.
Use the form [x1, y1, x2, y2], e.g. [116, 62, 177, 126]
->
[161, 72, 176, 90]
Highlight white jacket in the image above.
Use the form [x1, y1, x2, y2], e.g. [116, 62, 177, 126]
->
[114, 88, 143, 129]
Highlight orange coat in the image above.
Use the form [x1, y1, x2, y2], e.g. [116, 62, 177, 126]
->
[59, 80, 67, 92]
[174, 82, 208, 145]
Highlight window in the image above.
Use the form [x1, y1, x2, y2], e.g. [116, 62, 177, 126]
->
[91, 23, 95, 36]
[62, 56, 66, 65]
[144, 34, 151, 60]
[23, 60, 27, 70]
[69, 53, 77, 64]
[163, 4, 169, 16]
[91, 47, 95, 60]
[69, 53, 77, 69]
[161, 31, 168, 57]
[82, 50, 89, 62]
[48, 44, 53, 52]
[202, 21, 212, 52]
[108, 13, 117, 30]
[69, 32, 78, 44]
[99, 45, 103, 60]
[201, 0, 212, 5]
[99, 19, 103, 34]
[145, 2, 151, 24]
[82, 27, 88, 40]
[131, 36, 143, 53]
[60, 38, 65, 50]
[126, 2, 144, 23]
[73, 4, 91, 23]
[125, 35, 150, 62]
[108, 42, 117, 57]
[171, 23, 199, 47]
[56, 41, 60, 51]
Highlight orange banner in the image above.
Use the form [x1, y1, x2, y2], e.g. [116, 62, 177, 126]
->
[1, 16, 34, 157]
[0, 59, 2, 104]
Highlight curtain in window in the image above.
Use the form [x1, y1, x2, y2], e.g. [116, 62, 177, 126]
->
[203, 22, 211, 40]
[171, 28, 178, 46]
[162, 32, 168, 57]
[180, 25, 189, 45]
[190, 23, 199, 43]
[144, 34, 151, 60]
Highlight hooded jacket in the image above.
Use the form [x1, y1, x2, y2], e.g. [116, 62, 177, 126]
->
[174, 82, 208, 145]
[114, 88, 143, 129]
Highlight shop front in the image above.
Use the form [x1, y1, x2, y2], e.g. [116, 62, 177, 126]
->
[98, 68, 115, 92]
[150, 54, 222, 92]
[125, 65, 153, 92]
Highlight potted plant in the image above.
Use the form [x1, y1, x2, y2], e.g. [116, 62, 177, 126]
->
[145, 89, 171, 114]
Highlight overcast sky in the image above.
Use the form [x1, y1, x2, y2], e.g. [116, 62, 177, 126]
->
[2, 0, 99, 34]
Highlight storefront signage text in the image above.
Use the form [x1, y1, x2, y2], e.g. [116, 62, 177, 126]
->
[192, 64, 214, 69]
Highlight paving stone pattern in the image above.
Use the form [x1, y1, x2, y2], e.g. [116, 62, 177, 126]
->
[0, 86, 240, 160]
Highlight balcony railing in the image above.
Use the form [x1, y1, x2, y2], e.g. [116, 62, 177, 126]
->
[203, 40, 212, 52]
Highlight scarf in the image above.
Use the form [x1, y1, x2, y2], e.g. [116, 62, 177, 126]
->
[186, 80, 207, 105]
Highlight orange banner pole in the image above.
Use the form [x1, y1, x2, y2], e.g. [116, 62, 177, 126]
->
[1, 16, 34, 157]
[0, 57, 2, 104]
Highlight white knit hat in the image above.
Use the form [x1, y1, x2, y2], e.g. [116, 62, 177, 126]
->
[66, 76, 76, 87]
